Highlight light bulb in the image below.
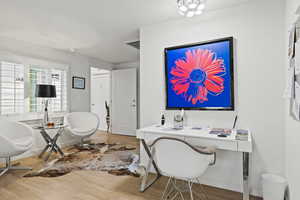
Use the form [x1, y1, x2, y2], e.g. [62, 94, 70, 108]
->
[197, 3, 205, 10]
[178, 10, 185, 16]
[186, 11, 194, 18]
[179, 5, 188, 12]
[188, 3, 197, 9]
[195, 10, 203, 15]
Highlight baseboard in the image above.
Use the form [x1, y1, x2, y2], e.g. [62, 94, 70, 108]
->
[111, 130, 136, 136]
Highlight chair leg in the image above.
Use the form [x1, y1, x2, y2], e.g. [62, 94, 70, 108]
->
[188, 180, 194, 200]
[0, 168, 9, 176]
[161, 177, 172, 200]
[79, 137, 90, 148]
[0, 157, 32, 176]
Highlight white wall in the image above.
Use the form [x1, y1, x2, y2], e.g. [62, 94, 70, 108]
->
[140, 0, 285, 196]
[285, 1, 300, 200]
[0, 37, 112, 113]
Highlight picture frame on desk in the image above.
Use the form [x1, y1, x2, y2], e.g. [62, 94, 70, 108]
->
[72, 76, 85, 89]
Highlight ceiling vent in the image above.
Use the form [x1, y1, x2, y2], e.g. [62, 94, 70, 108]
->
[126, 41, 140, 50]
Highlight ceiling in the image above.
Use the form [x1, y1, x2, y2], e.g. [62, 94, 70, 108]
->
[0, 0, 249, 64]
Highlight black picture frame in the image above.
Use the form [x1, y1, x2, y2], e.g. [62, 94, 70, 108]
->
[72, 76, 85, 89]
[164, 37, 235, 111]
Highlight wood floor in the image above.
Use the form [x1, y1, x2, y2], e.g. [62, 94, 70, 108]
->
[0, 132, 261, 200]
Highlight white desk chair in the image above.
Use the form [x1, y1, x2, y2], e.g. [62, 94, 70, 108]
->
[65, 112, 99, 146]
[0, 120, 33, 176]
[149, 137, 216, 200]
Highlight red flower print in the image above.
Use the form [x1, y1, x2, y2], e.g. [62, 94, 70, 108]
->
[170, 49, 225, 104]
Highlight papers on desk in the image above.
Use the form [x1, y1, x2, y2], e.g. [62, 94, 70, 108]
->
[209, 128, 232, 136]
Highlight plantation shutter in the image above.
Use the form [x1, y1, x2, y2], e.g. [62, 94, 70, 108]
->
[0, 61, 25, 114]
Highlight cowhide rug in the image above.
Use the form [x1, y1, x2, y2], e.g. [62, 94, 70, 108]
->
[24, 142, 143, 178]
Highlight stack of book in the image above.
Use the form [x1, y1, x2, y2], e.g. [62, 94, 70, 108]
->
[235, 129, 249, 140]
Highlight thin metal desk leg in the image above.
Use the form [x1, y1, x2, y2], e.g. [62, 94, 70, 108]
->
[140, 139, 162, 192]
[243, 152, 250, 200]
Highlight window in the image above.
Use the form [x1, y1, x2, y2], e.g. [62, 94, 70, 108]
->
[29, 67, 67, 113]
[0, 61, 68, 115]
[0, 61, 25, 115]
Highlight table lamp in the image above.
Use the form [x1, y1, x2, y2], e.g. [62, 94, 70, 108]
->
[35, 84, 56, 126]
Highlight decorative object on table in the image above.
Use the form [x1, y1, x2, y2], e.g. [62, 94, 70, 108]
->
[72, 76, 85, 89]
[47, 122, 55, 128]
[0, 120, 33, 176]
[105, 101, 111, 133]
[35, 84, 56, 126]
[165, 37, 234, 110]
[173, 109, 184, 129]
[161, 112, 165, 126]
[65, 112, 100, 147]
[34, 124, 67, 161]
[23, 141, 139, 178]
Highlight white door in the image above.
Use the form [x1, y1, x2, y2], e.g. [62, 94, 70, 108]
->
[91, 73, 110, 131]
[111, 68, 137, 136]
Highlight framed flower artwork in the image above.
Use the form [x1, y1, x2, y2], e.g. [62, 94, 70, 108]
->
[164, 37, 234, 110]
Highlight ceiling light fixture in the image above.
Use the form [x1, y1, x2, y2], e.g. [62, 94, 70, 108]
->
[177, 0, 206, 17]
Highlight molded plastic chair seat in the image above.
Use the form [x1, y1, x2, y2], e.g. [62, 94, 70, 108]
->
[0, 120, 33, 176]
[65, 112, 100, 145]
[14, 137, 33, 148]
[149, 137, 216, 200]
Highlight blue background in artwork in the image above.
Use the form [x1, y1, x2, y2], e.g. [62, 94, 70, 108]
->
[166, 40, 233, 109]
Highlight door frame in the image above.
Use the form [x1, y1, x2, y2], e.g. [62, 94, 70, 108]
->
[89, 67, 112, 131]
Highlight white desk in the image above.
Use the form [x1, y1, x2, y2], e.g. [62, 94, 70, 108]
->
[137, 125, 252, 200]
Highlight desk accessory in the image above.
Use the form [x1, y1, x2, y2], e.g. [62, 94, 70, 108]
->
[173, 109, 184, 129]
[161, 112, 165, 126]
[217, 134, 227, 137]
[232, 115, 238, 129]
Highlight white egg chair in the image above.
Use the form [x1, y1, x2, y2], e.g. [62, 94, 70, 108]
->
[0, 120, 33, 176]
[64, 112, 100, 146]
